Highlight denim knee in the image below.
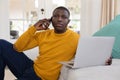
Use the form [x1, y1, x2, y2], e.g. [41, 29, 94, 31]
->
[0, 39, 6, 47]
[0, 39, 12, 49]
[0, 39, 7, 44]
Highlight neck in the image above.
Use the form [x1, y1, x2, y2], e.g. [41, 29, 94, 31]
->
[54, 29, 67, 34]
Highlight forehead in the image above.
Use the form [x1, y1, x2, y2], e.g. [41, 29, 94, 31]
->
[53, 9, 69, 17]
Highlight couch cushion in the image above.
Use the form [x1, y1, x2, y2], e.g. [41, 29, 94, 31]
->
[93, 15, 120, 59]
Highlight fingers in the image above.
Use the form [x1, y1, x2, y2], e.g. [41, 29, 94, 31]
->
[42, 20, 50, 28]
[105, 57, 112, 65]
[34, 18, 51, 30]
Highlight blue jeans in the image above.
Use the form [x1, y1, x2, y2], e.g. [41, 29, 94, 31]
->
[0, 39, 41, 80]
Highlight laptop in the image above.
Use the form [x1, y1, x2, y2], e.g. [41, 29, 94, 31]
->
[59, 37, 115, 68]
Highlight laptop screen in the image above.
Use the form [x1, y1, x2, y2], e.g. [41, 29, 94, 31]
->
[73, 37, 115, 68]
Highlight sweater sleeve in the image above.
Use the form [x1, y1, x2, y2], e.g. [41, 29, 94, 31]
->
[13, 26, 38, 52]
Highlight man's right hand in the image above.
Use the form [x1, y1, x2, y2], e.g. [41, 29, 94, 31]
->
[34, 18, 51, 31]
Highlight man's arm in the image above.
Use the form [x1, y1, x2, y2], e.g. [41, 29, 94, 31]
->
[13, 18, 51, 52]
[13, 26, 38, 52]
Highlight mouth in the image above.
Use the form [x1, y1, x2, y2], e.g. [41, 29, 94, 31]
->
[52, 22, 67, 33]
[55, 23, 64, 27]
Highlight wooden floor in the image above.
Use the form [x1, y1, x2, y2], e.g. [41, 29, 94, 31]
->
[5, 69, 16, 80]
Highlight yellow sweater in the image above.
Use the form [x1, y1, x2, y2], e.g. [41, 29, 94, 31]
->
[14, 26, 79, 80]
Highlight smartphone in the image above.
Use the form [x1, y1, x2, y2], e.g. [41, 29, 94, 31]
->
[49, 17, 52, 22]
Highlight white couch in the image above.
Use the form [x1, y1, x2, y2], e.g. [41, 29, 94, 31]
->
[59, 59, 120, 80]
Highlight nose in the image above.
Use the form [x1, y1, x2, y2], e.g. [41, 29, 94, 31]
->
[57, 16, 62, 21]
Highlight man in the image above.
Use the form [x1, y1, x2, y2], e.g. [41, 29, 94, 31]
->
[0, 6, 79, 80]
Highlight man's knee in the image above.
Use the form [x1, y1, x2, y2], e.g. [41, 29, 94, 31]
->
[0, 39, 7, 44]
[0, 39, 11, 47]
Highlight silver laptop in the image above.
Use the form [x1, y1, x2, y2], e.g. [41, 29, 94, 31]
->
[59, 37, 115, 68]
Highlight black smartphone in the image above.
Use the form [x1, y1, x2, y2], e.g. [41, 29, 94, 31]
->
[49, 17, 52, 22]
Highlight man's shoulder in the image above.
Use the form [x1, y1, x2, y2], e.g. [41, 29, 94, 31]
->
[68, 29, 80, 36]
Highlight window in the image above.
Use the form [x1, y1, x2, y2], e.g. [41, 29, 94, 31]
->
[9, 0, 81, 39]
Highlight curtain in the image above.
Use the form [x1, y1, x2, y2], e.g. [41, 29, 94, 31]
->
[80, 0, 102, 36]
[100, 0, 118, 28]
[80, 0, 120, 36]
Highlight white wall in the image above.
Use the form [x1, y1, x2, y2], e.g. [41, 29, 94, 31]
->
[0, 0, 10, 40]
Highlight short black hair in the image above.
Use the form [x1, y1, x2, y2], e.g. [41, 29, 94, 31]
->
[53, 6, 70, 17]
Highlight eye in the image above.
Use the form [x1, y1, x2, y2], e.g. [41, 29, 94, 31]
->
[53, 15, 68, 19]
[61, 16, 68, 19]
[53, 15, 58, 18]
